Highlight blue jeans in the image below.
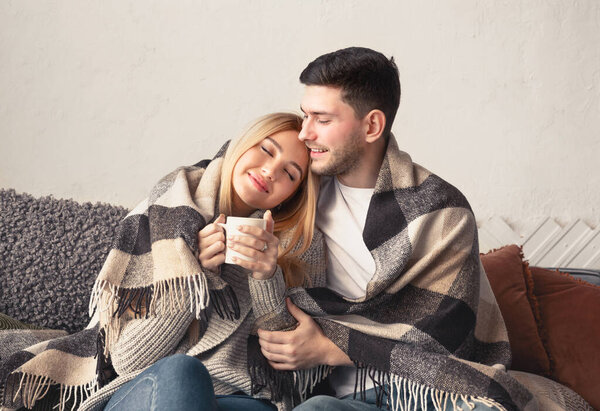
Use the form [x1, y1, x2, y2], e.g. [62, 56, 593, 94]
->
[104, 354, 276, 411]
[293, 387, 500, 410]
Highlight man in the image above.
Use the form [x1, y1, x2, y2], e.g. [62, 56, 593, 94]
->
[257, 47, 535, 410]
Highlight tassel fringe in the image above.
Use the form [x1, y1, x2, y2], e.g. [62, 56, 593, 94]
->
[248, 363, 333, 406]
[292, 364, 334, 403]
[209, 285, 240, 321]
[5, 372, 98, 411]
[351, 364, 508, 411]
[89, 273, 213, 354]
[248, 332, 332, 406]
[89, 273, 210, 321]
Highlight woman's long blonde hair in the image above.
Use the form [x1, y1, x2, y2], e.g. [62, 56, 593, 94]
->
[218, 113, 319, 287]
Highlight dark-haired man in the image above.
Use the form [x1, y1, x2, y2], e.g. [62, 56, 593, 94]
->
[257, 47, 534, 410]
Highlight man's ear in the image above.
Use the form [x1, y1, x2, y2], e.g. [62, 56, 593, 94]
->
[364, 109, 386, 143]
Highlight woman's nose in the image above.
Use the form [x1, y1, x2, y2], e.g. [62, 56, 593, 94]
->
[261, 165, 276, 181]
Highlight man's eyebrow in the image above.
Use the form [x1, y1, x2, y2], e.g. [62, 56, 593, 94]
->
[300, 106, 333, 116]
[265, 137, 304, 178]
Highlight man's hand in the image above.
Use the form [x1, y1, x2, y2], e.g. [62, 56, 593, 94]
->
[257, 298, 353, 370]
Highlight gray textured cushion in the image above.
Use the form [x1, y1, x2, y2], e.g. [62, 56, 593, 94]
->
[0, 189, 128, 333]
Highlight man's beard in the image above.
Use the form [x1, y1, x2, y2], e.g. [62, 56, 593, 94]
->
[311, 131, 363, 177]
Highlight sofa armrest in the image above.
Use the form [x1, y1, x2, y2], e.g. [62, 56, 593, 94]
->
[544, 268, 600, 286]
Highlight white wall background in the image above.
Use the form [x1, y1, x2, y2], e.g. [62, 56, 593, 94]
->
[1, 1, 599, 233]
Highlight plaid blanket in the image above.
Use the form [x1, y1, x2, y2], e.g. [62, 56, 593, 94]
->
[88, 142, 237, 355]
[1, 144, 238, 410]
[1, 135, 537, 410]
[274, 136, 537, 410]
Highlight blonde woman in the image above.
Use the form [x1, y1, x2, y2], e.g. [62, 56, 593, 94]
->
[78, 113, 323, 411]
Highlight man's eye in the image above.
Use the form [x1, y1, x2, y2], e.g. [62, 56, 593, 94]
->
[317, 119, 330, 124]
[261, 146, 273, 156]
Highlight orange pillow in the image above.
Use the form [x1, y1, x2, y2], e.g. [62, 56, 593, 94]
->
[480, 245, 550, 375]
[528, 267, 600, 411]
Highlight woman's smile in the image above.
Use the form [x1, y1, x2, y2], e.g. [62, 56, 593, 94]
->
[231, 129, 309, 214]
[248, 172, 269, 193]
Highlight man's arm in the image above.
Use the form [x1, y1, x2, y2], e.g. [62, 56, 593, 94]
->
[257, 298, 353, 370]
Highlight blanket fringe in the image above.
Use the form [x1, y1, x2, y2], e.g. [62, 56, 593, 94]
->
[248, 363, 332, 405]
[90, 273, 213, 354]
[248, 332, 332, 406]
[6, 372, 98, 411]
[89, 273, 210, 321]
[352, 364, 508, 411]
[209, 285, 240, 321]
[292, 365, 334, 403]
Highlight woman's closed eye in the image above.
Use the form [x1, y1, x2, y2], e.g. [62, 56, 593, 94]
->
[261, 145, 273, 156]
[285, 169, 295, 181]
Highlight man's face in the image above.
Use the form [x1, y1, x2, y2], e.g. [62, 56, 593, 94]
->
[299, 86, 366, 177]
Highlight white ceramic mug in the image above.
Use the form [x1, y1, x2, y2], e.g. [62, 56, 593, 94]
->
[218, 217, 267, 265]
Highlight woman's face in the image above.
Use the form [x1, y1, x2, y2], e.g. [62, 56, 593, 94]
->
[231, 129, 309, 216]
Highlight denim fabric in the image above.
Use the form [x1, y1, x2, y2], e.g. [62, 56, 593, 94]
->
[293, 388, 500, 411]
[104, 354, 275, 411]
[215, 395, 276, 411]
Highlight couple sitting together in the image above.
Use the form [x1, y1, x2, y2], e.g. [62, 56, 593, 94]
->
[0, 47, 536, 411]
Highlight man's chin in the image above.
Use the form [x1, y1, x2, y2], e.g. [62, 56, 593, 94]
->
[310, 162, 338, 177]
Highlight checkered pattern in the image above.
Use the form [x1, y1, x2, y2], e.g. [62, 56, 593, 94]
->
[280, 137, 536, 410]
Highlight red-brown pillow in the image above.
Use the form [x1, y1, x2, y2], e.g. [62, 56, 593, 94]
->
[528, 267, 600, 410]
[480, 245, 550, 375]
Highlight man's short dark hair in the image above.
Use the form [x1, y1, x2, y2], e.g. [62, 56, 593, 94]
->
[300, 47, 401, 139]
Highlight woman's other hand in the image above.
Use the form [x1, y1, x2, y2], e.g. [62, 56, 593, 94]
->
[198, 214, 226, 273]
[228, 210, 279, 280]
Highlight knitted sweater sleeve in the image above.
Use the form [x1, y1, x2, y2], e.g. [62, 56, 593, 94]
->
[248, 266, 296, 331]
[249, 230, 327, 331]
[109, 308, 194, 376]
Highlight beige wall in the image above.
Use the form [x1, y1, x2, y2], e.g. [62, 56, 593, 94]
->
[1, 1, 598, 231]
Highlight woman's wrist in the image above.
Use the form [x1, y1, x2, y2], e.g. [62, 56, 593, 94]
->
[251, 267, 276, 280]
[248, 267, 286, 315]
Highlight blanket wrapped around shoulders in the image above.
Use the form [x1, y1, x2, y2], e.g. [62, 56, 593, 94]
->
[280, 136, 537, 411]
[88, 142, 239, 355]
[0, 144, 248, 410]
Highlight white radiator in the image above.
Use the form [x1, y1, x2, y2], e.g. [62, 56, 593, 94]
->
[478, 217, 600, 269]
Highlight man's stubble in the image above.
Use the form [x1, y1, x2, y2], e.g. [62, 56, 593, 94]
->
[310, 131, 364, 178]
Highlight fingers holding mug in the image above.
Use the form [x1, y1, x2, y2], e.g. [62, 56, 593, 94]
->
[226, 211, 279, 279]
[198, 214, 226, 273]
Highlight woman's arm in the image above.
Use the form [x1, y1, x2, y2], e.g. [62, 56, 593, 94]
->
[111, 212, 226, 375]
[248, 267, 296, 331]
[255, 229, 352, 369]
[109, 303, 194, 375]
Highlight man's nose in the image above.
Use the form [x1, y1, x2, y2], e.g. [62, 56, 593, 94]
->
[299, 120, 315, 141]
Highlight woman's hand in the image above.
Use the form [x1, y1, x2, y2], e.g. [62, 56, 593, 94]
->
[228, 210, 279, 280]
[198, 214, 226, 273]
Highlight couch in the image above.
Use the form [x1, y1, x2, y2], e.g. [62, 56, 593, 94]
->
[1, 188, 598, 410]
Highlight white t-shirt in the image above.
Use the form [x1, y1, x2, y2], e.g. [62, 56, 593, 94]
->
[316, 176, 376, 397]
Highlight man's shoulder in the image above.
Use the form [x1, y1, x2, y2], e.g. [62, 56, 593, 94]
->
[382, 151, 474, 217]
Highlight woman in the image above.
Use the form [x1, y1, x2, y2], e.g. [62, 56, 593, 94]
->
[0, 113, 324, 411]
[86, 112, 323, 411]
